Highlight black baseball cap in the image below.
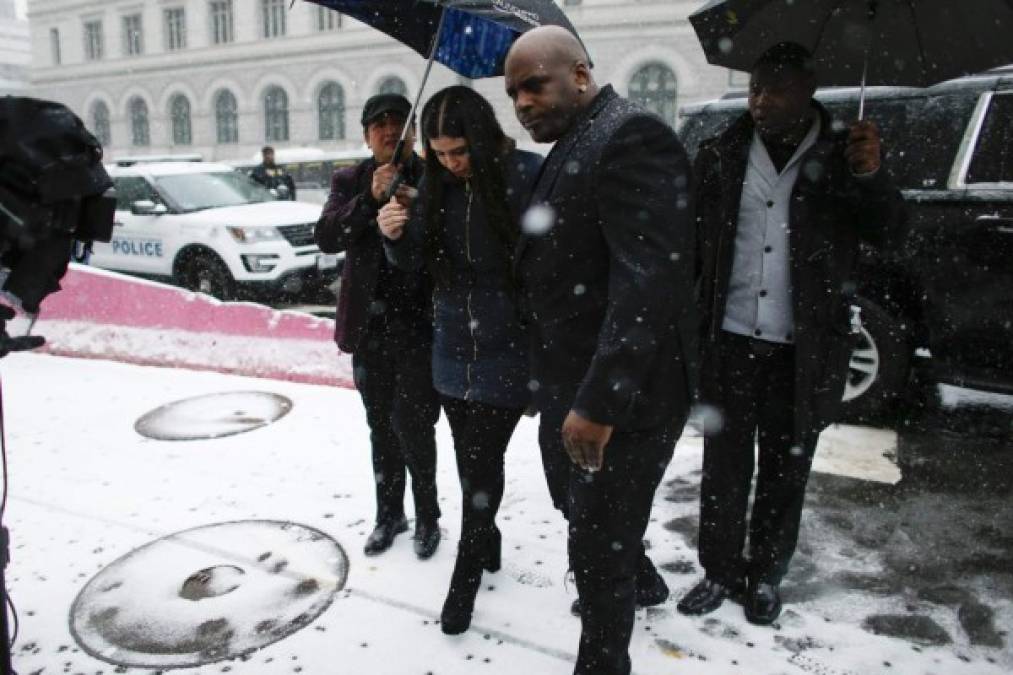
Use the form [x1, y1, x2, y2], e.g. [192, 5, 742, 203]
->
[361, 94, 412, 127]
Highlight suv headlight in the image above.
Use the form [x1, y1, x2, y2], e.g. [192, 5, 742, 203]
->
[226, 226, 283, 243]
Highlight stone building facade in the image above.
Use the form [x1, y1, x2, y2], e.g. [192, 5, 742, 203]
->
[27, 0, 733, 161]
[1, 0, 30, 95]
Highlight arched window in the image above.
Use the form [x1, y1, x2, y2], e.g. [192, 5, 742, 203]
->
[91, 100, 111, 147]
[214, 89, 239, 144]
[264, 86, 289, 142]
[628, 63, 678, 128]
[318, 82, 345, 140]
[376, 76, 407, 97]
[129, 97, 150, 146]
[170, 94, 192, 145]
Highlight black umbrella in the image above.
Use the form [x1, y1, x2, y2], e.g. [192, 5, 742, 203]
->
[690, 0, 1013, 118]
[304, 0, 584, 191]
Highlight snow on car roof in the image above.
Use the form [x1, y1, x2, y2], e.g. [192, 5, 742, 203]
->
[107, 161, 238, 177]
[238, 146, 373, 165]
[680, 70, 1009, 117]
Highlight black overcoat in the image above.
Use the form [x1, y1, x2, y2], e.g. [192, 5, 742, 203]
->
[694, 104, 907, 440]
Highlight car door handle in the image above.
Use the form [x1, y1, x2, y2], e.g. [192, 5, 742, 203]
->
[114, 220, 124, 227]
[974, 214, 1013, 232]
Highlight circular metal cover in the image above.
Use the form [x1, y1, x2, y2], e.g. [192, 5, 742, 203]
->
[70, 520, 348, 668]
[134, 391, 292, 441]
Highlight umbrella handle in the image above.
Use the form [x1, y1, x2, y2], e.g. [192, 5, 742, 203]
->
[385, 147, 407, 203]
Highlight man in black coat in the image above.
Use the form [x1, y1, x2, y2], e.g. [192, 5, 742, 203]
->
[250, 146, 296, 200]
[505, 26, 697, 675]
[314, 94, 441, 560]
[678, 43, 906, 625]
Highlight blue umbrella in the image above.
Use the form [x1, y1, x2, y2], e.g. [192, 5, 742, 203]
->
[308, 0, 583, 79]
[304, 0, 583, 192]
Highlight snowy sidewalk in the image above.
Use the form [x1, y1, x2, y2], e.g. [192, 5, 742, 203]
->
[2, 353, 1008, 674]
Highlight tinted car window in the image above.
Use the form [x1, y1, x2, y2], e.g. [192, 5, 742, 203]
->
[292, 161, 327, 189]
[153, 171, 276, 212]
[905, 92, 980, 190]
[679, 107, 743, 160]
[113, 176, 159, 209]
[966, 92, 1013, 185]
[823, 98, 912, 186]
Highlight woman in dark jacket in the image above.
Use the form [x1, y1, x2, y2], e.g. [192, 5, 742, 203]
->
[377, 85, 542, 635]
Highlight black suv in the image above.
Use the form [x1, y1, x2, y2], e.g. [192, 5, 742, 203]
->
[679, 69, 1013, 422]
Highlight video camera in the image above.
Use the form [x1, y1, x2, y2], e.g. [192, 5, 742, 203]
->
[0, 96, 116, 321]
[0, 96, 118, 674]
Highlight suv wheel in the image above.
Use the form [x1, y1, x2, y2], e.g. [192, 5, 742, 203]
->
[839, 298, 912, 424]
[181, 252, 235, 301]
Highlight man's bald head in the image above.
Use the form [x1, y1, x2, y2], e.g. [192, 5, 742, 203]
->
[507, 25, 590, 72]
[504, 26, 598, 143]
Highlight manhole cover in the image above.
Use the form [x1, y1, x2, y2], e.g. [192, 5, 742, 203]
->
[70, 520, 348, 668]
[135, 391, 292, 441]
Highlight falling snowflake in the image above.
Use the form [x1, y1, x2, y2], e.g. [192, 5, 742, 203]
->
[522, 204, 556, 236]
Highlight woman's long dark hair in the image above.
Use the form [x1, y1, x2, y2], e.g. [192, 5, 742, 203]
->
[420, 86, 517, 285]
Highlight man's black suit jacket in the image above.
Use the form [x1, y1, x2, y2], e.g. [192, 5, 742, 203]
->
[515, 85, 698, 431]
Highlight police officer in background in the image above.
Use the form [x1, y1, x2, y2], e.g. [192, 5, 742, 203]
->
[251, 145, 296, 200]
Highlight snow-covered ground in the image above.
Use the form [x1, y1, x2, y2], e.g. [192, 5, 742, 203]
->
[2, 353, 1010, 674]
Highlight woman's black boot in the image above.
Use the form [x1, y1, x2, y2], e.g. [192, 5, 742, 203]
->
[440, 553, 482, 635]
[483, 526, 501, 573]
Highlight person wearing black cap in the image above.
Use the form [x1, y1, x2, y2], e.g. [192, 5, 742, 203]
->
[314, 93, 442, 560]
[251, 146, 296, 200]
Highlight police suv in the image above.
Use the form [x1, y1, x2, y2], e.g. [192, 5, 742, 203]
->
[90, 158, 340, 300]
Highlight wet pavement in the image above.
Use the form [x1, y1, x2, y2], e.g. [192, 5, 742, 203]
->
[659, 420, 1013, 670]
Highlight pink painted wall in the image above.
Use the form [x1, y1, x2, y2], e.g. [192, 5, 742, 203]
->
[44, 265, 336, 341]
[25, 266, 354, 388]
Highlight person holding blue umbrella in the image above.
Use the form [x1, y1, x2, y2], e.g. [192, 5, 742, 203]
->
[315, 93, 443, 561]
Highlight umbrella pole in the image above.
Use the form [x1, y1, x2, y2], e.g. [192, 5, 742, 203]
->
[858, 0, 877, 121]
[858, 54, 868, 121]
[386, 8, 448, 201]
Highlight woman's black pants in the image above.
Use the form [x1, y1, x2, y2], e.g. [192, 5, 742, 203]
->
[442, 397, 523, 559]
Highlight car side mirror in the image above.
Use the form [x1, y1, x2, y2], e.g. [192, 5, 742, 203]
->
[131, 200, 168, 215]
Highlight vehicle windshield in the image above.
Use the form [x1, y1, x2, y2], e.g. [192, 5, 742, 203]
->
[153, 171, 277, 212]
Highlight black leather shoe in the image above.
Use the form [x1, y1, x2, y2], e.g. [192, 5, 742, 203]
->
[744, 582, 782, 625]
[363, 516, 408, 556]
[413, 519, 441, 560]
[676, 577, 743, 616]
